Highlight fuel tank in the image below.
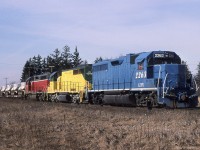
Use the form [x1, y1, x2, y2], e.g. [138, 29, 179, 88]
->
[103, 94, 136, 106]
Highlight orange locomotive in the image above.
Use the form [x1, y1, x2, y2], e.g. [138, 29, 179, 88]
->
[25, 73, 50, 100]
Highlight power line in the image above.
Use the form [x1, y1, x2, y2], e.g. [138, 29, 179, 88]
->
[49, 66, 55, 73]
[0, 62, 23, 65]
[4, 77, 8, 86]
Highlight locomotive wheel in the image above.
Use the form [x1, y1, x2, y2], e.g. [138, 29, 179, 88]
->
[93, 96, 99, 104]
[72, 95, 80, 104]
[54, 94, 59, 103]
[93, 94, 103, 105]
[50, 94, 58, 102]
[54, 97, 59, 103]
[51, 95, 55, 102]
[72, 98, 77, 104]
[38, 95, 43, 101]
[25, 94, 31, 100]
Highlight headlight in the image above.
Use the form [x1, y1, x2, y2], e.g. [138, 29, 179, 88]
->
[181, 94, 186, 101]
[179, 92, 187, 101]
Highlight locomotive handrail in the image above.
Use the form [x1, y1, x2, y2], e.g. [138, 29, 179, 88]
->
[154, 65, 161, 103]
[193, 76, 199, 91]
[162, 73, 169, 98]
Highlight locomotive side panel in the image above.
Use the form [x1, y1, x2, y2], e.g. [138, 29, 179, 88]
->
[31, 80, 49, 93]
[93, 54, 134, 91]
[91, 54, 139, 105]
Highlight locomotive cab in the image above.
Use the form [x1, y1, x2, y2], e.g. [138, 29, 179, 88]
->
[146, 51, 198, 107]
[25, 73, 51, 100]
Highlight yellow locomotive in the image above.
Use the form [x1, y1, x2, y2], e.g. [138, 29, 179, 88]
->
[47, 64, 92, 103]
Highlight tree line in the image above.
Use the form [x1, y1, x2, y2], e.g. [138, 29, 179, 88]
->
[21, 45, 83, 82]
[182, 61, 200, 95]
[195, 63, 200, 95]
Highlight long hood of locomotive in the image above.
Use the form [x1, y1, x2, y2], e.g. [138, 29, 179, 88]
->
[92, 63, 187, 91]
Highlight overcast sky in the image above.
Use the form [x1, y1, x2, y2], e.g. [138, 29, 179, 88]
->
[0, 0, 200, 86]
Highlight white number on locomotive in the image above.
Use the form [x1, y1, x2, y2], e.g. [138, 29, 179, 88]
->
[136, 71, 147, 79]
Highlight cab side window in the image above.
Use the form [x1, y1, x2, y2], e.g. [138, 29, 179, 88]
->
[138, 62, 144, 70]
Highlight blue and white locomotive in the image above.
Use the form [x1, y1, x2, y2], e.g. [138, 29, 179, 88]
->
[88, 51, 198, 108]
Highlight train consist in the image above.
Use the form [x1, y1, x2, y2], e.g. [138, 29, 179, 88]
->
[0, 51, 199, 108]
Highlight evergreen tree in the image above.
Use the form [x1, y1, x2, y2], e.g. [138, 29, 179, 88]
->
[31, 56, 37, 75]
[47, 55, 53, 72]
[94, 57, 103, 63]
[195, 62, 200, 95]
[41, 58, 48, 73]
[72, 46, 83, 67]
[61, 45, 72, 70]
[83, 60, 88, 65]
[21, 58, 34, 81]
[50, 48, 62, 72]
[182, 61, 191, 79]
[21, 60, 30, 82]
[27, 58, 35, 77]
[35, 55, 42, 75]
[20, 44, 85, 81]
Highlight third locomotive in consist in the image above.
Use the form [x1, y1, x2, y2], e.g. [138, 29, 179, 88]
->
[1, 51, 198, 108]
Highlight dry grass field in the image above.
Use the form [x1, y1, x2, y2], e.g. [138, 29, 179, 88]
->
[0, 98, 200, 150]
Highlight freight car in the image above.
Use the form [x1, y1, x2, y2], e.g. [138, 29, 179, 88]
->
[0, 86, 3, 97]
[88, 51, 198, 108]
[0, 82, 26, 98]
[5, 84, 13, 97]
[18, 82, 26, 98]
[10, 82, 26, 98]
[1, 86, 7, 97]
[11, 83, 20, 97]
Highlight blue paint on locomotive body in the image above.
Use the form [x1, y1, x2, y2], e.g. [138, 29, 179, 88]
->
[91, 51, 198, 107]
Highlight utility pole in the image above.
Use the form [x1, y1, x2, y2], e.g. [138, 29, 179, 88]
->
[4, 77, 8, 87]
[49, 66, 55, 73]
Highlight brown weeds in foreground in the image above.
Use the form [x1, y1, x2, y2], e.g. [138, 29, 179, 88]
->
[0, 98, 200, 150]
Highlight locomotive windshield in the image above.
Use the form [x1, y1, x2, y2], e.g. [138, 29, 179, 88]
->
[148, 52, 181, 66]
